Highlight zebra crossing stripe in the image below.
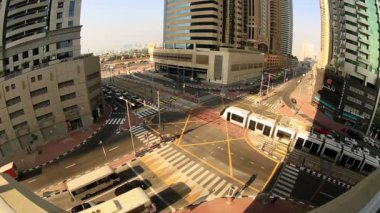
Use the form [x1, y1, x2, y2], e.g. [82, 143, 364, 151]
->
[166, 152, 182, 162]
[215, 182, 231, 197]
[277, 179, 294, 188]
[193, 170, 210, 182]
[198, 173, 215, 186]
[168, 155, 186, 165]
[204, 175, 220, 189]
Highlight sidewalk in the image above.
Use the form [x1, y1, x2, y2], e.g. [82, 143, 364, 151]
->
[278, 75, 346, 133]
[14, 104, 112, 172]
[176, 197, 311, 213]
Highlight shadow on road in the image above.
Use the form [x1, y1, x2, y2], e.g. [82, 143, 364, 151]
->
[151, 182, 192, 212]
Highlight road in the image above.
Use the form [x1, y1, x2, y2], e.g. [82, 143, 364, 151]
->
[20, 98, 145, 192]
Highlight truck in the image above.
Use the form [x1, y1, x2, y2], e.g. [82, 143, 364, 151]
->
[0, 162, 19, 180]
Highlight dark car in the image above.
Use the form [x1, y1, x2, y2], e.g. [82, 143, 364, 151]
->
[71, 202, 96, 213]
[114, 180, 147, 196]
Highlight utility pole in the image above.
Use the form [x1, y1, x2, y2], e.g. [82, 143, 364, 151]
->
[259, 70, 264, 97]
[121, 98, 136, 155]
[284, 69, 287, 83]
[157, 90, 161, 131]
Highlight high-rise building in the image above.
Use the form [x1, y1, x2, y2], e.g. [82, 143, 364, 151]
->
[0, 0, 103, 159]
[319, 0, 332, 68]
[269, 0, 293, 55]
[316, 0, 380, 134]
[279, 0, 293, 55]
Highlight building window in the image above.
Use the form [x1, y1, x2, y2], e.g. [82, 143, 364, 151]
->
[37, 112, 53, 121]
[9, 109, 24, 119]
[45, 45, 50, 52]
[13, 55, 18, 62]
[63, 104, 79, 112]
[5, 86, 9, 92]
[348, 86, 364, 95]
[57, 12, 63, 19]
[347, 96, 362, 105]
[56, 40, 72, 49]
[33, 48, 39, 55]
[60, 92, 76, 102]
[368, 94, 376, 101]
[6, 96, 21, 107]
[31, 76, 36, 82]
[30, 87, 48, 97]
[365, 103, 373, 110]
[13, 121, 27, 130]
[33, 59, 40, 66]
[87, 72, 100, 80]
[68, 20, 73, 27]
[11, 84, 15, 90]
[37, 74, 42, 81]
[22, 51, 29, 59]
[58, 2, 64, 8]
[69, 0, 75, 17]
[56, 23, 62, 29]
[4, 58, 9, 65]
[33, 100, 50, 110]
[58, 80, 74, 88]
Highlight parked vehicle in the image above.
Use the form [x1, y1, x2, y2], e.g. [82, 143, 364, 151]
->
[71, 202, 96, 213]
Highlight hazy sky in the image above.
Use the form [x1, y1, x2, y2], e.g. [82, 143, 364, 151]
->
[81, 0, 321, 59]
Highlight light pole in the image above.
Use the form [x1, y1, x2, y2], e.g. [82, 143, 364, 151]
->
[119, 98, 136, 155]
[157, 90, 162, 131]
[99, 140, 107, 161]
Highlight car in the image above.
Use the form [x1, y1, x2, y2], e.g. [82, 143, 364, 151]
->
[114, 179, 148, 196]
[71, 202, 96, 213]
[291, 98, 297, 104]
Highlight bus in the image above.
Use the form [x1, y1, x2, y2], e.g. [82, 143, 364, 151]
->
[81, 188, 156, 213]
[66, 165, 120, 200]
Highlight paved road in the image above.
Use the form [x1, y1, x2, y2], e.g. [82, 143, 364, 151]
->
[20, 98, 144, 192]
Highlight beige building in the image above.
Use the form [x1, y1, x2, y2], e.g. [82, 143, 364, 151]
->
[264, 54, 288, 71]
[0, 0, 102, 160]
[154, 48, 264, 84]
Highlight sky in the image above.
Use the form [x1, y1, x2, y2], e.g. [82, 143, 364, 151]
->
[81, 0, 321, 59]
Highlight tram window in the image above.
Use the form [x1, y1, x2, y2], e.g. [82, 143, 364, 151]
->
[276, 130, 292, 140]
[304, 140, 312, 149]
[295, 138, 304, 149]
[310, 144, 320, 155]
[231, 114, 244, 123]
[323, 148, 338, 159]
[263, 126, 271, 136]
[248, 120, 256, 131]
[362, 164, 375, 173]
[256, 123, 264, 130]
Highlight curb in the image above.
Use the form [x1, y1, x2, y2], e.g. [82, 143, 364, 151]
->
[21, 104, 113, 174]
[299, 167, 352, 189]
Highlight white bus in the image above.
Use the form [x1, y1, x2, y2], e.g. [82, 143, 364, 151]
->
[66, 165, 120, 200]
[81, 188, 156, 213]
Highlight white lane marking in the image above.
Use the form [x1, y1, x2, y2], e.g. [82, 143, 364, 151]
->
[65, 163, 76, 169]
[109, 146, 119, 152]
[127, 162, 175, 212]
[28, 179, 36, 183]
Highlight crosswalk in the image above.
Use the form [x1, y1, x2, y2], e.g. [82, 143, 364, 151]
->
[140, 145, 242, 204]
[160, 97, 176, 106]
[135, 108, 158, 118]
[261, 102, 279, 111]
[271, 164, 299, 198]
[130, 126, 160, 144]
[239, 95, 279, 111]
[240, 94, 259, 103]
[105, 118, 125, 125]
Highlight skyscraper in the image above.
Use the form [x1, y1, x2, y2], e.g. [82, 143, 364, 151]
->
[279, 0, 293, 55]
[0, 0, 102, 159]
[319, 0, 332, 68]
[317, 0, 380, 133]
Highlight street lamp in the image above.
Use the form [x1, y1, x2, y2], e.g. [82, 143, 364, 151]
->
[119, 97, 136, 155]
